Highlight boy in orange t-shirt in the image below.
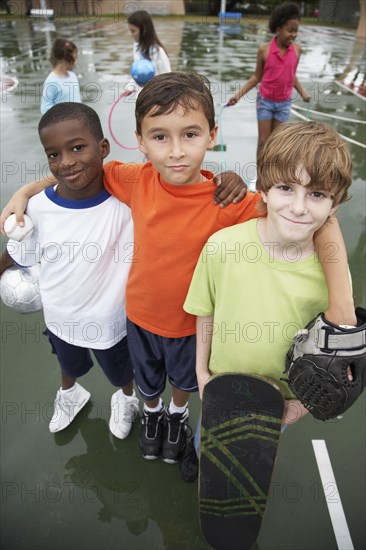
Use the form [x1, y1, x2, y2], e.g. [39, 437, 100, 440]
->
[102, 73, 261, 463]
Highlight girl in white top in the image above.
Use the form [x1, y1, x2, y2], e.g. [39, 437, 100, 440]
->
[127, 10, 171, 76]
[41, 38, 81, 114]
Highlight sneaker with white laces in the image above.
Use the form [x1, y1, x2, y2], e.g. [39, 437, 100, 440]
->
[49, 382, 91, 433]
[139, 405, 165, 460]
[109, 389, 140, 439]
[162, 407, 189, 464]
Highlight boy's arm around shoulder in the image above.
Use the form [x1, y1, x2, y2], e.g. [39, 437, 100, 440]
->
[224, 190, 263, 224]
[314, 216, 356, 326]
[213, 171, 247, 207]
[103, 160, 145, 206]
[104, 163, 248, 208]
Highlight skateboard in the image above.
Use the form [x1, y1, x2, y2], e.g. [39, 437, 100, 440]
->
[199, 373, 285, 550]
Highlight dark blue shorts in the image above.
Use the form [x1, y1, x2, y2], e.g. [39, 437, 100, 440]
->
[44, 329, 133, 387]
[127, 319, 198, 400]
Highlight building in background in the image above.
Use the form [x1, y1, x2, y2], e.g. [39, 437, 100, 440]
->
[319, 0, 360, 26]
[3, 1, 185, 16]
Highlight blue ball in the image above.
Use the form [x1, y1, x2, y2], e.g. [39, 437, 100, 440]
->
[130, 59, 156, 86]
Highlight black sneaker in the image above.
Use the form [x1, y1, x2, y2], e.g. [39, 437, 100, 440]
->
[179, 437, 198, 482]
[161, 408, 189, 464]
[139, 406, 165, 460]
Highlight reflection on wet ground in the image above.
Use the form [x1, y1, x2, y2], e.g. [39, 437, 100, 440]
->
[0, 16, 365, 550]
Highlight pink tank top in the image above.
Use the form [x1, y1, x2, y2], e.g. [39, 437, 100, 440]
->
[259, 37, 298, 102]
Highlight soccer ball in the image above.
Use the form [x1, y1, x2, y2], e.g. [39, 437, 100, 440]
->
[0, 264, 42, 313]
[130, 59, 156, 86]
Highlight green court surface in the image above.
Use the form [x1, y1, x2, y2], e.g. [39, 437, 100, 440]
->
[1, 15, 365, 550]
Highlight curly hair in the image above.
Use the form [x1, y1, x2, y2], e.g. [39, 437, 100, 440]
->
[269, 2, 300, 33]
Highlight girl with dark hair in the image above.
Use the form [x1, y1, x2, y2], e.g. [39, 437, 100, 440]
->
[227, 2, 310, 158]
[127, 10, 171, 75]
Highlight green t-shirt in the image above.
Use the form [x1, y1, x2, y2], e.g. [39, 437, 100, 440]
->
[184, 218, 329, 398]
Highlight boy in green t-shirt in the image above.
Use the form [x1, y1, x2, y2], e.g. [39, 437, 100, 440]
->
[182, 121, 353, 481]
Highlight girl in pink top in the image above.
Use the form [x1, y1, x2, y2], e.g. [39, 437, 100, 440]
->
[227, 2, 310, 159]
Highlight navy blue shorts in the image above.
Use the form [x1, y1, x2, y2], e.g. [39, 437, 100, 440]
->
[44, 329, 133, 387]
[127, 319, 198, 400]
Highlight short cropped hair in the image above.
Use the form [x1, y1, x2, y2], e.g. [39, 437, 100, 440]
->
[135, 72, 215, 134]
[38, 102, 104, 141]
[257, 121, 352, 207]
[269, 2, 300, 33]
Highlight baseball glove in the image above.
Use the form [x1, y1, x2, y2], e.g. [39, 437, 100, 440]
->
[284, 307, 366, 421]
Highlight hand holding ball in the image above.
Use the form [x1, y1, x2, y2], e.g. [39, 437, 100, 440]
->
[4, 214, 34, 241]
[0, 263, 42, 313]
[130, 59, 156, 86]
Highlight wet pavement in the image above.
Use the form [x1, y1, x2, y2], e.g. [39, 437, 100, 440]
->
[0, 15, 365, 550]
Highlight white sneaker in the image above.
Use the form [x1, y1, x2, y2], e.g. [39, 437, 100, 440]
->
[109, 389, 140, 439]
[49, 383, 91, 433]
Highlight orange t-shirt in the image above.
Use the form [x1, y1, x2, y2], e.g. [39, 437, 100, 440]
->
[103, 161, 262, 338]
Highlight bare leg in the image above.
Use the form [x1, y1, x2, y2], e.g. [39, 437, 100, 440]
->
[145, 397, 160, 408]
[272, 118, 283, 133]
[145, 388, 190, 410]
[171, 387, 190, 408]
[121, 380, 134, 396]
[61, 371, 77, 390]
[257, 119, 273, 162]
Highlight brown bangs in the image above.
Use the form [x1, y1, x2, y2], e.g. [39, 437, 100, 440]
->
[257, 121, 352, 206]
[135, 72, 215, 134]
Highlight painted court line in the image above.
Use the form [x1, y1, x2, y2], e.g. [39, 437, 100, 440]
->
[335, 80, 366, 101]
[290, 109, 366, 149]
[312, 440, 354, 550]
[292, 104, 366, 124]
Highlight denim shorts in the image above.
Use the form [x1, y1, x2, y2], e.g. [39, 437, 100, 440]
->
[127, 319, 198, 400]
[256, 93, 292, 122]
[44, 329, 133, 387]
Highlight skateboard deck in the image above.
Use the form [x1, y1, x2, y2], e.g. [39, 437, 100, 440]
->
[199, 373, 285, 550]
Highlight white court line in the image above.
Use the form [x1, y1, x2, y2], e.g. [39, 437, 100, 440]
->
[312, 440, 354, 550]
[290, 109, 366, 149]
[335, 80, 366, 101]
[292, 104, 366, 124]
